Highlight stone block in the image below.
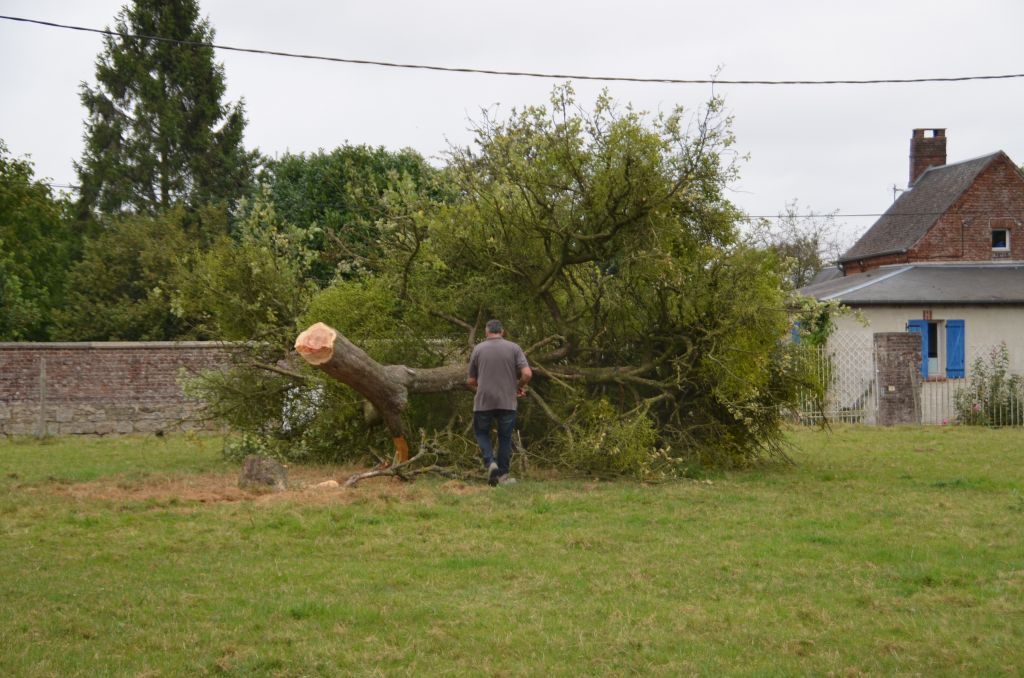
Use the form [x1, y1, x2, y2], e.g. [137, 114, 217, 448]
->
[132, 420, 164, 433]
[238, 455, 288, 492]
[94, 421, 116, 435]
[59, 422, 94, 435]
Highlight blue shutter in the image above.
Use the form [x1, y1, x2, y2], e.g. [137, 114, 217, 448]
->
[907, 320, 928, 378]
[790, 321, 801, 344]
[946, 320, 965, 378]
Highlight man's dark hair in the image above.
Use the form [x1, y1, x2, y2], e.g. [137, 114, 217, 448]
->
[485, 319, 504, 335]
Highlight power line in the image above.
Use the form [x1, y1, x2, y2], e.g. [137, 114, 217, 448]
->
[742, 212, 944, 219]
[26, 184, 970, 219]
[3, 14, 1024, 86]
[747, 209, 1024, 218]
[27, 181, 947, 219]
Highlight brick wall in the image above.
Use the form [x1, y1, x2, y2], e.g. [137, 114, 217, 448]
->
[0, 342, 232, 436]
[843, 154, 1024, 274]
[843, 252, 910, 273]
[909, 128, 947, 186]
[911, 156, 1024, 263]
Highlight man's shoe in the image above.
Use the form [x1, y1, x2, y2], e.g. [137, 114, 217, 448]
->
[488, 462, 500, 487]
[497, 474, 517, 486]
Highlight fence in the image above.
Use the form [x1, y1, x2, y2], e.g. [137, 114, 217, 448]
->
[796, 337, 1024, 427]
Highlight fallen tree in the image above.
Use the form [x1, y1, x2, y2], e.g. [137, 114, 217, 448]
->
[292, 318, 694, 469]
[295, 321, 467, 463]
[181, 86, 827, 476]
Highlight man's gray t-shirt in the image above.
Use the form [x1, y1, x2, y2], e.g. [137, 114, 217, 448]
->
[468, 337, 529, 411]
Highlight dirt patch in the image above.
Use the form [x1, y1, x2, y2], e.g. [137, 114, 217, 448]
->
[42, 472, 250, 505]
[29, 465, 487, 506]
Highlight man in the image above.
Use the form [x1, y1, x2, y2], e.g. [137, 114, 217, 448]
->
[467, 319, 532, 486]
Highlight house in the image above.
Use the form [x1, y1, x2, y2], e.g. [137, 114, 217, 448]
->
[837, 129, 1024, 274]
[801, 129, 1024, 377]
[799, 262, 1024, 375]
[799, 129, 1024, 422]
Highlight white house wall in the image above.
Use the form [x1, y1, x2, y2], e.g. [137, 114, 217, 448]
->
[831, 305, 1024, 373]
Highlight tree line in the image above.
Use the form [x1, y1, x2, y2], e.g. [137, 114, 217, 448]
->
[1, 0, 836, 474]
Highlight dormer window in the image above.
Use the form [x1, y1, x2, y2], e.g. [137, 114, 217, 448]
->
[992, 228, 1010, 251]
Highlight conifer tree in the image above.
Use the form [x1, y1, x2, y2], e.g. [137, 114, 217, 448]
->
[75, 0, 254, 216]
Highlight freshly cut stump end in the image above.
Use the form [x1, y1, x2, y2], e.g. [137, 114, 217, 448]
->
[295, 322, 337, 365]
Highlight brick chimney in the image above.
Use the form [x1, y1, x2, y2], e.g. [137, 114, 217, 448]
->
[909, 128, 946, 186]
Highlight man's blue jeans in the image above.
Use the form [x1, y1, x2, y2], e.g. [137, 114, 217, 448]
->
[473, 409, 517, 476]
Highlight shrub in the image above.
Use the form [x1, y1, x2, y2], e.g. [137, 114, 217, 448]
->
[954, 343, 1024, 426]
[544, 399, 686, 480]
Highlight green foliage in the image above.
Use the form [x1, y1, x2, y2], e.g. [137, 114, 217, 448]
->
[955, 343, 1024, 426]
[193, 87, 824, 472]
[789, 294, 846, 348]
[0, 141, 75, 340]
[398, 87, 817, 468]
[187, 369, 376, 464]
[180, 183, 463, 465]
[53, 206, 222, 340]
[302, 274, 457, 367]
[175, 190, 403, 464]
[172, 190, 318, 346]
[0, 242, 41, 340]
[443, 90, 811, 465]
[545, 399, 679, 479]
[75, 0, 255, 216]
[260, 145, 442, 284]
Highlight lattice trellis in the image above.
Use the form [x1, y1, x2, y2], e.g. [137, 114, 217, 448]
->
[795, 339, 1024, 427]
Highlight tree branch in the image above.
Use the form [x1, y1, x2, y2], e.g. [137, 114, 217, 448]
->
[524, 334, 566, 356]
[430, 311, 474, 333]
[249, 361, 310, 382]
[527, 388, 567, 429]
[295, 322, 675, 463]
[344, 445, 456, 486]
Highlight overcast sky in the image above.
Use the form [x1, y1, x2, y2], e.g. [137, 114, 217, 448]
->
[2, 0, 1022, 246]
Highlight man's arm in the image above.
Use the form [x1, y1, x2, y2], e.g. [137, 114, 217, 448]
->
[467, 348, 479, 391]
[516, 366, 532, 397]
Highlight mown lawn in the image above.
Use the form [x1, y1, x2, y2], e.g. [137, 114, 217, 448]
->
[0, 427, 1021, 677]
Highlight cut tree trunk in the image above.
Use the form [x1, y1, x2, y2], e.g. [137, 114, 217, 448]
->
[294, 322, 468, 464]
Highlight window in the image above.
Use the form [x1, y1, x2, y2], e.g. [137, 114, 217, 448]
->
[927, 321, 939, 375]
[907, 319, 965, 379]
[992, 229, 1010, 251]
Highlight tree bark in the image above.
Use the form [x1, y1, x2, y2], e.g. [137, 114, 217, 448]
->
[294, 322, 468, 464]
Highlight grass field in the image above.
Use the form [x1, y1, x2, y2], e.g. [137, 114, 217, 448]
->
[1, 427, 1022, 677]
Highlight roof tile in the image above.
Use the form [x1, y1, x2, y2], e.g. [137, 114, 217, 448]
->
[839, 153, 1002, 262]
